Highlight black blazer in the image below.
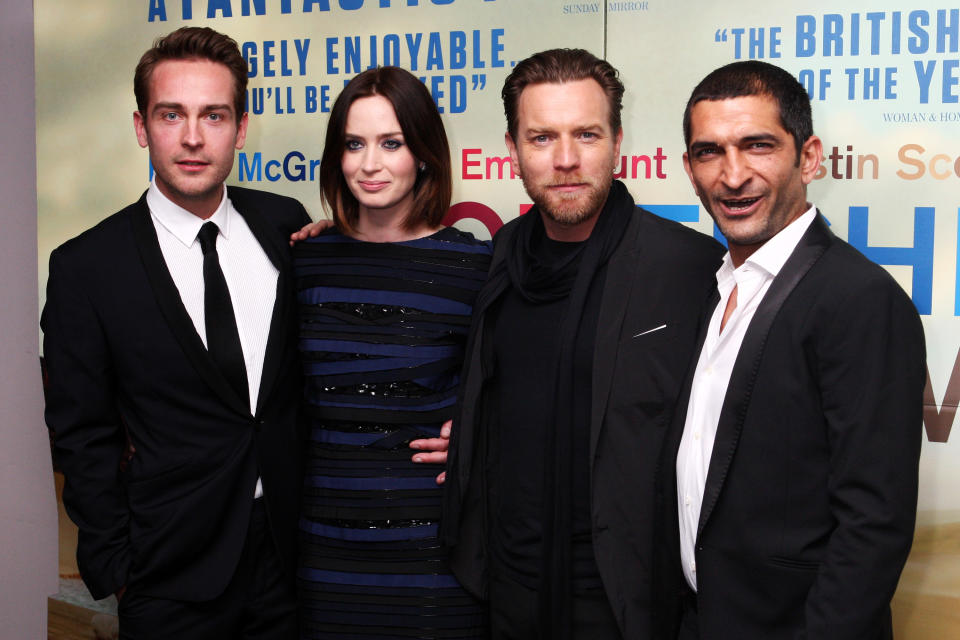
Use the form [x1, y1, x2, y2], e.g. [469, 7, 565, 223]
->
[656, 214, 926, 639]
[444, 199, 724, 639]
[42, 187, 311, 601]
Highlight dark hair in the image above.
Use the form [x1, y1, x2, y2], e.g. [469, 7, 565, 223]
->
[683, 60, 813, 160]
[501, 48, 624, 140]
[134, 27, 248, 121]
[319, 67, 452, 234]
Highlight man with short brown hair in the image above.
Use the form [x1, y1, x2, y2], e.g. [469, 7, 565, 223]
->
[43, 27, 309, 638]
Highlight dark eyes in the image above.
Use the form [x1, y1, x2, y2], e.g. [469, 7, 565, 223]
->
[695, 141, 774, 158]
[344, 138, 404, 151]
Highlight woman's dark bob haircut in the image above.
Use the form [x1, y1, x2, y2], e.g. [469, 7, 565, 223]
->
[319, 67, 452, 234]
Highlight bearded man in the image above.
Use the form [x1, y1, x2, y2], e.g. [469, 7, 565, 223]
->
[442, 48, 723, 640]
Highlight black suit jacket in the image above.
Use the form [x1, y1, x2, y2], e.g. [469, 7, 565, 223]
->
[444, 196, 724, 639]
[656, 214, 926, 639]
[42, 186, 311, 601]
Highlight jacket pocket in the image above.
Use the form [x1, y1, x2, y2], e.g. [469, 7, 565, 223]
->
[767, 555, 819, 572]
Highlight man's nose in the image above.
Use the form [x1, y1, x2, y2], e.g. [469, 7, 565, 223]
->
[181, 118, 203, 148]
[553, 137, 580, 170]
[720, 150, 751, 190]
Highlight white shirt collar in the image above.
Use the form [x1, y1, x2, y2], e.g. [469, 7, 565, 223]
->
[146, 178, 233, 248]
[715, 204, 818, 284]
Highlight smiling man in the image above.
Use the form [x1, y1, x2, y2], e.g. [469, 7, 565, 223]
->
[657, 60, 927, 640]
[42, 27, 310, 639]
[443, 49, 723, 640]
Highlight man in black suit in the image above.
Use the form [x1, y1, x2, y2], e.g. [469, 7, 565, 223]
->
[657, 60, 926, 639]
[42, 27, 310, 638]
[443, 49, 723, 640]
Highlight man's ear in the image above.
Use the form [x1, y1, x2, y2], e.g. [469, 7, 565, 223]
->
[682, 151, 699, 197]
[504, 131, 521, 178]
[613, 127, 623, 160]
[133, 111, 149, 149]
[234, 112, 249, 150]
[799, 135, 823, 186]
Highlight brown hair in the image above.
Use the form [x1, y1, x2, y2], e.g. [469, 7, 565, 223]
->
[134, 26, 248, 121]
[501, 48, 624, 140]
[319, 67, 452, 234]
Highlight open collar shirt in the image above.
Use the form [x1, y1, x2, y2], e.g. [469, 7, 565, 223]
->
[676, 205, 817, 590]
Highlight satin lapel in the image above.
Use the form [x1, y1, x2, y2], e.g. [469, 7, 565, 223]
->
[697, 214, 833, 538]
[589, 213, 640, 462]
[229, 190, 289, 416]
[130, 193, 250, 415]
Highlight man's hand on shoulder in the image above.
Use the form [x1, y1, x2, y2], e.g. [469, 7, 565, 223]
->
[289, 219, 335, 246]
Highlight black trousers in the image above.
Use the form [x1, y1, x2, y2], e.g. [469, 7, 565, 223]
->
[677, 587, 700, 640]
[119, 499, 297, 640]
[489, 570, 622, 640]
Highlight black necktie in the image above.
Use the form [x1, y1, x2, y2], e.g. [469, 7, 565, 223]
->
[197, 221, 248, 408]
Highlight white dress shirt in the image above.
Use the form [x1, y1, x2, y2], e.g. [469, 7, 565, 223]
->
[676, 205, 817, 591]
[147, 180, 278, 498]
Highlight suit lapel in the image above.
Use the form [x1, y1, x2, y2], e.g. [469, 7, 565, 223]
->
[590, 213, 640, 462]
[130, 193, 250, 415]
[658, 284, 720, 585]
[697, 214, 834, 538]
[228, 189, 291, 416]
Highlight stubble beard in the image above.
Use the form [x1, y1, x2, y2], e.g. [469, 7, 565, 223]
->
[713, 215, 772, 249]
[523, 171, 614, 229]
[708, 191, 805, 251]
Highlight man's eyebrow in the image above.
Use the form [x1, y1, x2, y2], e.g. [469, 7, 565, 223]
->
[523, 123, 605, 135]
[741, 132, 778, 144]
[689, 140, 718, 153]
[150, 102, 233, 113]
[150, 101, 183, 113]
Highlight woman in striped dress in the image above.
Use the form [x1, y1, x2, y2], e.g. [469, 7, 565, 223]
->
[293, 66, 490, 638]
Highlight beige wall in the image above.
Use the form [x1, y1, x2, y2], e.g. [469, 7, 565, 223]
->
[0, 0, 59, 636]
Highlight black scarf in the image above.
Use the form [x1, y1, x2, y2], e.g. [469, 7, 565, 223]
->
[504, 180, 634, 638]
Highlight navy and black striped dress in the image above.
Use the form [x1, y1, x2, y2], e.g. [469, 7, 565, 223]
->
[294, 226, 491, 639]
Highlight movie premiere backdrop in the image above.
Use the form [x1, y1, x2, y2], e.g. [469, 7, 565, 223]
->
[35, 0, 959, 633]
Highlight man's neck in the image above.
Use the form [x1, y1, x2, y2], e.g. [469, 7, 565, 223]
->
[154, 180, 225, 220]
